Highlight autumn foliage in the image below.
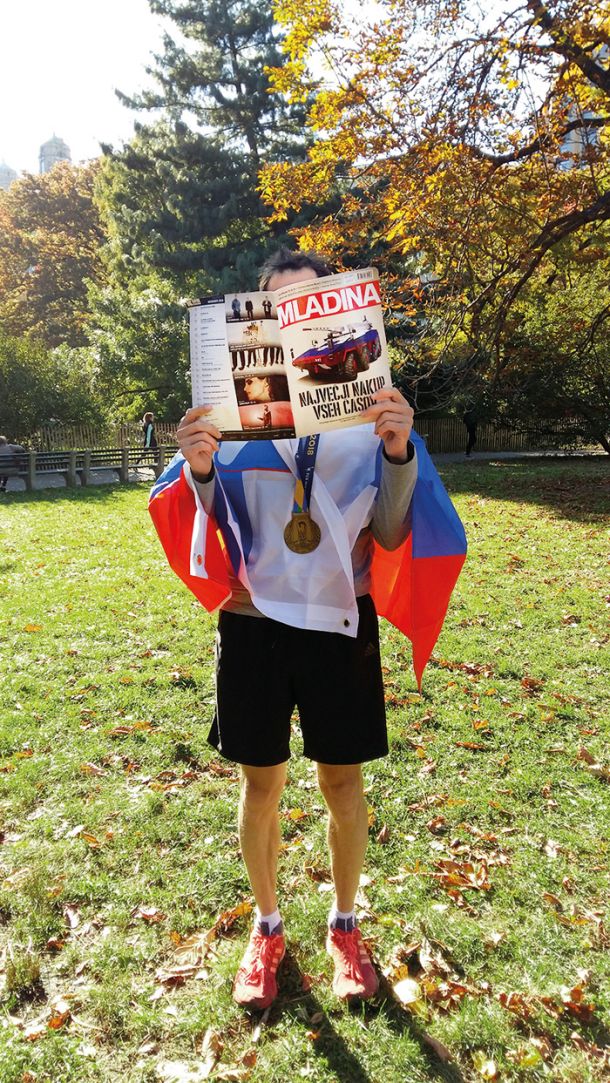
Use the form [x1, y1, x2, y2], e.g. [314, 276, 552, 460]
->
[260, 0, 610, 432]
[0, 161, 105, 349]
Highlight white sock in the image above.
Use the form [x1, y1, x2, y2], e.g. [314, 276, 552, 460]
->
[329, 906, 356, 932]
[255, 907, 282, 935]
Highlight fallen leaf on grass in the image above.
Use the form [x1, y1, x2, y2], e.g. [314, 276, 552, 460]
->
[418, 759, 437, 776]
[376, 824, 390, 844]
[499, 991, 536, 1020]
[426, 816, 447, 835]
[434, 859, 491, 891]
[521, 676, 545, 694]
[484, 930, 506, 950]
[304, 862, 331, 883]
[199, 1028, 223, 1078]
[436, 659, 494, 679]
[560, 984, 596, 1023]
[64, 904, 80, 929]
[23, 1018, 47, 1041]
[23, 624, 43, 633]
[570, 1031, 610, 1066]
[132, 905, 167, 924]
[542, 892, 563, 911]
[152, 904, 251, 998]
[46, 937, 66, 952]
[408, 793, 449, 812]
[81, 832, 102, 848]
[577, 746, 610, 782]
[80, 762, 105, 776]
[47, 996, 72, 1030]
[3, 867, 32, 890]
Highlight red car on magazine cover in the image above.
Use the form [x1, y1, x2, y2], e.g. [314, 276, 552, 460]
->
[292, 323, 382, 381]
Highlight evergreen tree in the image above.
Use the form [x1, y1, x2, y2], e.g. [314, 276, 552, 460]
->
[101, 0, 310, 290]
[92, 0, 316, 418]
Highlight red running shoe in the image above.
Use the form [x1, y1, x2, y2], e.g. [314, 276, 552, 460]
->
[232, 929, 286, 1009]
[326, 926, 379, 1001]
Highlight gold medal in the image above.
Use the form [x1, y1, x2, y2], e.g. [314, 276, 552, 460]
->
[283, 511, 321, 554]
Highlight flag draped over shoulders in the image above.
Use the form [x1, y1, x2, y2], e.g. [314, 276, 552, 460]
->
[370, 431, 467, 687]
[148, 429, 466, 687]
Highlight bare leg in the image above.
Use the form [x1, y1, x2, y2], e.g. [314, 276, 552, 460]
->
[317, 763, 368, 912]
[238, 762, 287, 914]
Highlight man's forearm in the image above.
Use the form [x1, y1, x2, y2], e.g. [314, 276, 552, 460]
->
[370, 443, 417, 550]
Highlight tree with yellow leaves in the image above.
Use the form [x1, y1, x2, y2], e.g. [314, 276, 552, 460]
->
[260, 0, 610, 447]
[0, 161, 105, 349]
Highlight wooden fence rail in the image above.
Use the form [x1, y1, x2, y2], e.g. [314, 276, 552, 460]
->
[29, 418, 591, 454]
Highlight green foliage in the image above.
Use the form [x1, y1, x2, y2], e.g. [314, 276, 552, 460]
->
[88, 270, 191, 421]
[0, 333, 102, 439]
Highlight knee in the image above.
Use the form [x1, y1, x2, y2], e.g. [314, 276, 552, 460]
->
[240, 770, 285, 815]
[318, 768, 364, 820]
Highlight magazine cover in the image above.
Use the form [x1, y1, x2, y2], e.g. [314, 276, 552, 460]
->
[188, 269, 392, 439]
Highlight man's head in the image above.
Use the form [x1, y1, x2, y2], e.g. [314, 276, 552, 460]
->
[259, 247, 333, 293]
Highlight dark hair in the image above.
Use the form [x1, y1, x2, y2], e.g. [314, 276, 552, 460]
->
[237, 374, 289, 405]
[258, 247, 333, 290]
[143, 412, 154, 423]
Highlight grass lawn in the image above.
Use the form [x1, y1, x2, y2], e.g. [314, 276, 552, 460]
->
[0, 459, 608, 1083]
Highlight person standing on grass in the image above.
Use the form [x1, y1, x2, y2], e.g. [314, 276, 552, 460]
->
[463, 406, 478, 457]
[149, 248, 466, 1011]
[0, 435, 26, 493]
[142, 412, 158, 454]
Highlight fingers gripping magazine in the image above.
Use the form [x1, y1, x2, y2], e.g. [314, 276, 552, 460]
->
[188, 269, 392, 439]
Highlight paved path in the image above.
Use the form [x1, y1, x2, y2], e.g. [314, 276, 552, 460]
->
[433, 449, 604, 463]
[0, 468, 157, 493]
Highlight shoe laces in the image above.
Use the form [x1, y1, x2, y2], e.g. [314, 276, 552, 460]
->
[333, 928, 366, 979]
[244, 932, 281, 986]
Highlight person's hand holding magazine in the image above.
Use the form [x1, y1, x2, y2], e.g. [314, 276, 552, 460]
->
[177, 406, 221, 482]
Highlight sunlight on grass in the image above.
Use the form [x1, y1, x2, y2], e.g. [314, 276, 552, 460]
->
[0, 461, 608, 1082]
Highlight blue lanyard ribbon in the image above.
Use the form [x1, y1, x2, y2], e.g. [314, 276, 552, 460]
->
[292, 434, 320, 514]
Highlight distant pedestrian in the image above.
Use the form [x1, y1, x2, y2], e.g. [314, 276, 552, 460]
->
[142, 412, 158, 452]
[136, 413, 158, 466]
[463, 408, 478, 457]
[0, 435, 26, 492]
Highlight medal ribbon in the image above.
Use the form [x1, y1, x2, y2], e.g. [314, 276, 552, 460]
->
[292, 434, 320, 515]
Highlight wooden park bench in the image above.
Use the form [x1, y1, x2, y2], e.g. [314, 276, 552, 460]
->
[0, 447, 176, 491]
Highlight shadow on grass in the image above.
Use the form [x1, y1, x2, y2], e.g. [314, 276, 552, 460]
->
[438, 459, 610, 523]
[265, 950, 465, 1083]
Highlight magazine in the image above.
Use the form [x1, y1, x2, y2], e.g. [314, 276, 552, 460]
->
[188, 268, 392, 439]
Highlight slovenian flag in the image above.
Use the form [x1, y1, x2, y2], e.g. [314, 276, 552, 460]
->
[148, 430, 466, 687]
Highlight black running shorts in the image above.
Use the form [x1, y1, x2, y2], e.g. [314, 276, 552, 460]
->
[207, 594, 388, 767]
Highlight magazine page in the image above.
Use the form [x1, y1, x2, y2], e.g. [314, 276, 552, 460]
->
[189, 292, 296, 440]
[275, 268, 392, 438]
